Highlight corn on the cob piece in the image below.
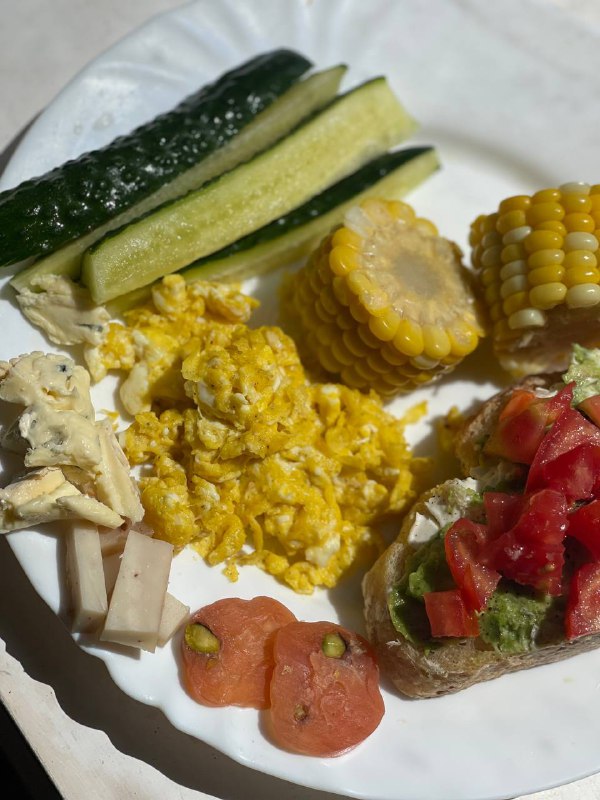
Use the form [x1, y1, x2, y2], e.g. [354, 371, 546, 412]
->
[470, 182, 600, 376]
[283, 198, 484, 396]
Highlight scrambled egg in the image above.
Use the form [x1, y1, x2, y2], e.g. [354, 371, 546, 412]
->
[85, 275, 427, 593]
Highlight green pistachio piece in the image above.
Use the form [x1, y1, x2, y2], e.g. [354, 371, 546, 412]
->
[185, 622, 220, 654]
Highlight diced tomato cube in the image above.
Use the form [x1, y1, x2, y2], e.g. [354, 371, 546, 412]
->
[527, 407, 600, 496]
[484, 402, 548, 465]
[484, 489, 568, 595]
[568, 498, 600, 559]
[566, 562, 600, 639]
[539, 443, 600, 503]
[485, 384, 575, 466]
[445, 519, 500, 611]
[423, 589, 479, 638]
[484, 492, 525, 538]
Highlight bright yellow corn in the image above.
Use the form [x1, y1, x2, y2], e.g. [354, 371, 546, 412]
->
[470, 182, 600, 376]
[283, 198, 485, 395]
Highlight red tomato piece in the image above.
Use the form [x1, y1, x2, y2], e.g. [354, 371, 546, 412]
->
[484, 402, 548, 465]
[566, 562, 600, 639]
[181, 596, 296, 709]
[269, 621, 384, 757]
[485, 384, 574, 466]
[423, 589, 479, 638]
[540, 443, 600, 502]
[498, 388, 537, 422]
[568, 498, 600, 559]
[484, 489, 568, 595]
[444, 519, 500, 611]
[484, 492, 526, 538]
[527, 407, 600, 494]
[580, 394, 600, 428]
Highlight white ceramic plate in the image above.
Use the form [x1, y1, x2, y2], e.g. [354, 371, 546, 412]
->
[2, 1, 600, 798]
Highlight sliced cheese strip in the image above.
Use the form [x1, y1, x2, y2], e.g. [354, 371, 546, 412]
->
[66, 521, 108, 633]
[102, 552, 122, 597]
[158, 593, 190, 647]
[100, 530, 173, 652]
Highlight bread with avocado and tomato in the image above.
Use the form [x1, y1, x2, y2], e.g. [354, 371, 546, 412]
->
[363, 345, 600, 698]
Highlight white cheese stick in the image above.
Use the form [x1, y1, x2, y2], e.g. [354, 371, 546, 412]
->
[65, 521, 108, 633]
[100, 530, 173, 652]
[158, 593, 190, 647]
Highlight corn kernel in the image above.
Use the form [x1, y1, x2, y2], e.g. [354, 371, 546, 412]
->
[564, 266, 600, 287]
[566, 284, 600, 309]
[358, 323, 382, 349]
[316, 321, 336, 347]
[469, 216, 487, 246]
[532, 188, 561, 203]
[380, 343, 408, 366]
[493, 319, 517, 341]
[353, 359, 380, 382]
[501, 244, 527, 266]
[471, 243, 483, 268]
[482, 231, 502, 248]
[414, 217, 439, 236]
[336, 308, 355, 331]
[339, 365, 368, 390]
[527, 248, 565, 269]
[564, 232, 599, 252]
[563, 250, 598, 270]
[564, 213, 596, 233]
[507, 307, 547, 330]
[481, 266, 500, 286]
[489, 301, 504, 322]
[367, 351, 393, 374]
[393, 319, 424, 357]
[314, 298, 335, 323]
[448, 322, 479, 357]
[348, 296, 370, 324]
[330, 338, 355, 367]
[342, 329, 371, 357]
[318, 344, 342, 374]
[536, 220, 567, 236]
[319, 285, 340, 316]
[332, 276, 351, 306]
[331, 227, 362, 250]
[484, 283, 501, 305]
[503, 290, 529, 316]
[481, 246, 503, 268]
[482, 213, 500, 233]
[526, 202, 565, 227]
[369, 309, 400, 342]
[501, 274, 529, 299]
[330, 245, 359, 276]
[497, 210, 527, 234]
[563, 194, 592, 214]
[502, 225, 532, 245]
[499, 195, 531, 214]
[524, 230, 564, 253]
[529, 282, 567, 309]
[560, 182, 590, 195]
[412, 354, 440, 370]
[528, 264, 565, 286]
[422, 325, 451, 359]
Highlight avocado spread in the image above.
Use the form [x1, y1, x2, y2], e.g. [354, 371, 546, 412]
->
[389, 530, 562, 652]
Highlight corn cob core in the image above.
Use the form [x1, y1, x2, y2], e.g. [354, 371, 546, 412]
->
[470, 182, 600, 376]
[283, 198, 484, 396]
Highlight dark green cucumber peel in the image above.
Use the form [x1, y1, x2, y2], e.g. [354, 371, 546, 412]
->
[83, 77, 417, 303]
[0, 50, 312, 266]
[107, 147, 439, 314]
[11, 63, 347, 293]
[182, 147, 439, 280]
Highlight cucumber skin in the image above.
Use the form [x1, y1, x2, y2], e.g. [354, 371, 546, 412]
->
[187, 148, 438, 273]
[0, 50, 311, 266]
